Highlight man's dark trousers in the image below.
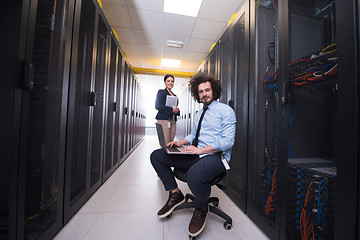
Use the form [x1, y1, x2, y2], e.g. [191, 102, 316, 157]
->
[150, 149, 226, 209]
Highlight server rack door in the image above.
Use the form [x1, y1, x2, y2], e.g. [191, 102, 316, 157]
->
[218, 29, 233, 105]
[132, 77, 136, 147]
[103, 36, 117, 179]
[7, 0, 71, 239]
[64, 0, 96, 222]
[226, 1, 250, 212]
[284, 0, 338, 239]
[89, 12, 108, 194]
[129, 75, 135, 149]
[335, 1, 359, 238]
[134, 83, 139, 145]
[1, 1, 32, 239]
[121, 63, 129, 157]
[126, 73, 134, 153]
[114, 50, 123, 166]
[246, 1, 280, 238]
[203, 60, 209, 75]
[208, 46, 218, 78]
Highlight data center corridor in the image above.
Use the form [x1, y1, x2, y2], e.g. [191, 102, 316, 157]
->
[53, 135, 268, 240]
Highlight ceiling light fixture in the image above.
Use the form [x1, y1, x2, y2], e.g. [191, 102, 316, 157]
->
[161, 58, 181, 68]
[164, 0, 203, 18]
[167, 40, 184, 48]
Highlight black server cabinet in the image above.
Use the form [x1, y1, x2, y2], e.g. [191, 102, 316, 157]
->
[1, 0, 72, 239]
[335, 1, 359, 238]
[283, 0, 338, 239]
[64, 0, 96, 222]
[224, 1, 250, 212]
[114, 49, 124, 166]
[246, 1, 281, 239]
[64, 0, 107, 222]
[90, 10, 108, 193]
[121, 62, 129, 158]
[129, 75, 135, 150]
[126, 72, 134, 153]
[103, 34, 118, 180]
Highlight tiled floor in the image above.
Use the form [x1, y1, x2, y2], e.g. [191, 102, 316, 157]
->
[53, 135, 269, 240]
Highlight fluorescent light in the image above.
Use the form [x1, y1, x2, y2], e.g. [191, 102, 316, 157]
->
[164, 0, 203, 17]
[161, 58, 181, 68]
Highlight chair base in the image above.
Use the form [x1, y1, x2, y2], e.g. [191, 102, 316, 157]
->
[172, 193, 233, 234]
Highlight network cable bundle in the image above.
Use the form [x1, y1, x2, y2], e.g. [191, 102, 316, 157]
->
[303, 167, 337, 240]
[262, 157, 277, 228]
[289, 44, 337, 87]
[287, 158, 335, 239]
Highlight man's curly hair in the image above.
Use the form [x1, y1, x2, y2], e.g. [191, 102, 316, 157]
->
[189, 72, 222, 103]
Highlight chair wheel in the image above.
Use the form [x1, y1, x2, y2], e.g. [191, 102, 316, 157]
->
[166, 213, 172, 218]
[189, 235, 198, 240]
[224, 221, 232, 230]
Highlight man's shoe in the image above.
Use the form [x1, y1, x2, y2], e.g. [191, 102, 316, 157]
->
[188, 206, 209, 237]
[157, 190, 185, 218]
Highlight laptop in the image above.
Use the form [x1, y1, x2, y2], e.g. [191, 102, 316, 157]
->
[155, 123, 194, 155]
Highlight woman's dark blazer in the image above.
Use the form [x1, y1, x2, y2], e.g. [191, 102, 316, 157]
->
[155, 89, 180, 121]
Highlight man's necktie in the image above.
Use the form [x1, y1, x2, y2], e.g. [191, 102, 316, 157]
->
[192, 106, 208, 147]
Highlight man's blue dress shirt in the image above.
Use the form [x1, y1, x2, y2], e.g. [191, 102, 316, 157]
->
[185, 100, 236, 162]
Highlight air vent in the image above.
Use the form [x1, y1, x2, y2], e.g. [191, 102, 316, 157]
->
[167, 40, 184, 48]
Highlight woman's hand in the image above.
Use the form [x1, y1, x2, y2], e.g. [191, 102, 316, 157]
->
[172, 106, 179, 114]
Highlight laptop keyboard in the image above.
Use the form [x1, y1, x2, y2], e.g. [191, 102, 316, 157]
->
[167, 147, 181, 152]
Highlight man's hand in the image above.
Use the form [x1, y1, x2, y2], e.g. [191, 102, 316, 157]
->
[167, 141, 182, 147]
[183, 145, 201, 154]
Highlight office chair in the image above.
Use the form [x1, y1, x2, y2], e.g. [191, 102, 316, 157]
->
[168, 168, 232, 239]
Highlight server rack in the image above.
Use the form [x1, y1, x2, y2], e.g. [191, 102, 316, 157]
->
[247, 1, 281, 238]
[1, 0, 73, 239]
[226, 1, 251, 212]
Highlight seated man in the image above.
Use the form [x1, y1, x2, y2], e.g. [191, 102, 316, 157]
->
[150, 72, 236, 237]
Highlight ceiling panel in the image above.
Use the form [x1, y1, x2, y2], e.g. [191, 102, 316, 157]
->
[129, 7, 163, 32]
[134, 30, 162, 47]
[162, 47, 184, 59]
[120, 43, 140, 55]
[113, 27, 136, 43]
[104, 0, 126, 5]
[102, 3, 132, 28]
[163, 14, 196, 37]
[186, 38, 214, 53]
[198, 0, 244, 22]
[192, 18, 227, 40]
[137, 45, 162, 58]
[182, 51, 206, 62]
[125, 0, 164, 12]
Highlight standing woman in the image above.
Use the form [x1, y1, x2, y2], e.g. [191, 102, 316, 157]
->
[155, 74, 180, 144]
